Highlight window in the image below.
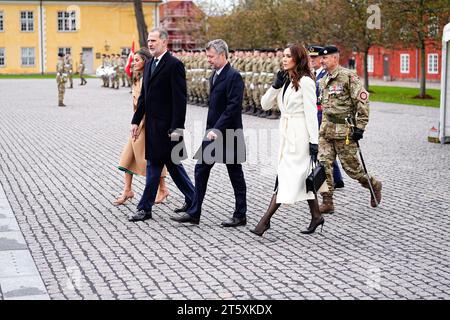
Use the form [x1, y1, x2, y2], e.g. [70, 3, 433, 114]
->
[21, 47, 35, 66]
[0, 48, 5, 66]
[20, 11, 34, 32]
[400, 54, 410, 74]
[367, 55, 374, 73]
[58, 11, 77, 31]
[58, 47, 71, 56]
[427, 54, 439, 74]
[0, 11, 4, 31]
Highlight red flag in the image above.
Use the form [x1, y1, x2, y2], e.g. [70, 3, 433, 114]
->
[125, 40, 135, 77]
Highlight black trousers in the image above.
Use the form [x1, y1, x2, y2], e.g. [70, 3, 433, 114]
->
[186, 162, 247, 218]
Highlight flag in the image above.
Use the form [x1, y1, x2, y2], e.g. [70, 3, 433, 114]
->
[125, 40, 135, 77]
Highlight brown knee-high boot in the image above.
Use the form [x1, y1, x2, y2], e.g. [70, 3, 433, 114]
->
[250, 194, 280, 236]
[301, 197, 325, 234]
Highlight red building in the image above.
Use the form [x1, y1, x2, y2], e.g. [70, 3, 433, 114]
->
[354, 41, 442, 82]
[159, 0, 205, 50]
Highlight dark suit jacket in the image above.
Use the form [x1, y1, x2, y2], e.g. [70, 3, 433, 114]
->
[132, 52, 187, 164]
[195, 63, 246, 164]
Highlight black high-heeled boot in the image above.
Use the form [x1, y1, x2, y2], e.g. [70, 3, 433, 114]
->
[301, 198, 325, 234]
[249, 194, 280, 237]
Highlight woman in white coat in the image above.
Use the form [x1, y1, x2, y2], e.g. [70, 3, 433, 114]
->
[250, 43, 325, 236]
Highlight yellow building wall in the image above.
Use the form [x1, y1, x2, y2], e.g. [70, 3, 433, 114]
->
[0, 3, 41, 73]
[0, 1, 157, 74]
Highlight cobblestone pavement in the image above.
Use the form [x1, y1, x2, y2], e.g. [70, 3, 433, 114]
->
[0, 79, 449, 300]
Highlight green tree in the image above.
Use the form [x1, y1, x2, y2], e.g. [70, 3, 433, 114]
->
[383, 0, 450, 98]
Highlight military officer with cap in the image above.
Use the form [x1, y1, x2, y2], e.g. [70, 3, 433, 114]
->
[308, 45, 345, 189]
[317, 45, 382, 214]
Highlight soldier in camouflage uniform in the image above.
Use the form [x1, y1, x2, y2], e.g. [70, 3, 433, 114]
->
[56, 52, 67, 107]
[119, 55, 126, 87]
[317, 46, 382, 214]
[65, 53, 73, 89]
[78, 52, 87, 85]
[242, 50, 254, 114]
[112, 54, 120, 89]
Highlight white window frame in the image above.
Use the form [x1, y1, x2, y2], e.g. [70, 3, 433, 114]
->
[21, 47, 35, 67]
[58, 47, 71, 56]
[427, 53, 439, 74]
[367, 55, 374, 73]
[20, 11, 34, 32]
[0, 11, 4, 32]
[57, 11, 77, 32]
[0, 48, 5, 67]
[400, 54, 410, 74]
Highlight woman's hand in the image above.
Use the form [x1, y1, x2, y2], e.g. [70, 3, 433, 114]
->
[309, 143, 319, 162]
[272, 70, 288, 89]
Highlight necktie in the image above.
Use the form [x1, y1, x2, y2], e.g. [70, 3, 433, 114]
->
[212, 71, 218, 85]
[151, 59, 158, 74]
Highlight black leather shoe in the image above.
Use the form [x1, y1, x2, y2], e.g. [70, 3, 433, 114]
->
[174, 202, 190, 213]
[334, 181, 345, 189]
[170, 213, 200, 225]
[128, 210, 152, 222]
[221, 217, 247, 227]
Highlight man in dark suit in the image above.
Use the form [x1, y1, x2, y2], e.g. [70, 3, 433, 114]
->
[128, 28, 195, 222]
[171, 39, 247, 227]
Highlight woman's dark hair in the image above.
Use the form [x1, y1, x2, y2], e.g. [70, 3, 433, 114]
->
[286, 43, 314, 91]
[135, 47, 152, 63]
[133, 48, 152, 83]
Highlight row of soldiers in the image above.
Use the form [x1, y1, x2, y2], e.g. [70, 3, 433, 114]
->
[174, 48, 284, 119]
[99, 54, 131, 89]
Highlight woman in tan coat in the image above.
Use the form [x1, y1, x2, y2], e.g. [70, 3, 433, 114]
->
[250, 43, 325, 236]
[114, 48, 169, 205]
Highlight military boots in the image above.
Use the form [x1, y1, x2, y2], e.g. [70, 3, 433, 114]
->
[319, 193, 335, 214]
[361, 178, 382, 207]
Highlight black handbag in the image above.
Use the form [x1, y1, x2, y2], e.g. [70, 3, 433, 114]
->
[306, 159, 326, 194]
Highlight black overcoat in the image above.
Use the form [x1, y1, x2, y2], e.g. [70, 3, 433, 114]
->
[132, 52, 187, 164]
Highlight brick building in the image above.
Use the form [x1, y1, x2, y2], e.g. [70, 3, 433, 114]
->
[354, 41, 442, 82]
[159, 0, 204, 50]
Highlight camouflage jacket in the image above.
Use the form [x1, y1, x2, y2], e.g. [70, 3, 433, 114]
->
[56, 60, 67, 83]
[319, 65, 369, 139]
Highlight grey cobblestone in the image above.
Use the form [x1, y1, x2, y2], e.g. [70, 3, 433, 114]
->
[0, 79, 449, 299]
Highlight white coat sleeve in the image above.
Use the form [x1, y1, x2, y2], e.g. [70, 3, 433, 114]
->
[261, 86, 281, 111]
[301, 76, 319, 144]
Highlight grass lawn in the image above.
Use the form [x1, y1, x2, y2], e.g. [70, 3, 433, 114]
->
[369, 85, 441, 108]
[0, 74, 96, 79]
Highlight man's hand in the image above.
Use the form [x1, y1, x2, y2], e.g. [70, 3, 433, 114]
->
[206, 131, 218, 141]
[351, 128, 364, 141]
[168, 131, 181, 141]
[131, 124, 139, 140]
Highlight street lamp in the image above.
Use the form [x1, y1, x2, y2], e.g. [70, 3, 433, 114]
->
[104, 40, 110, 52]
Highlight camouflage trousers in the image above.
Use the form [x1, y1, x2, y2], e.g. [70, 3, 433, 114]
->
[319, 137, 380, 196]
[58, 82, 66, 103]
[67, 74, 73, 87]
